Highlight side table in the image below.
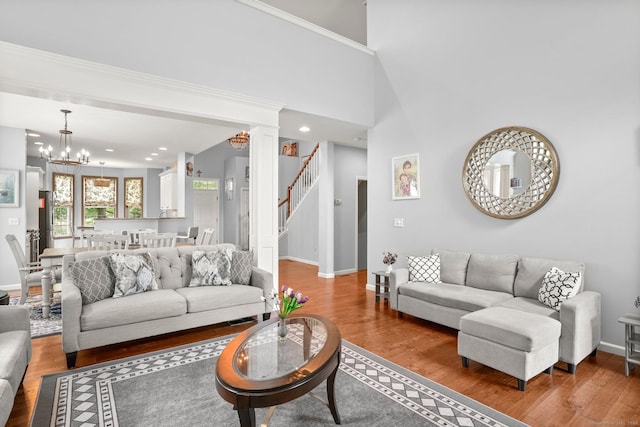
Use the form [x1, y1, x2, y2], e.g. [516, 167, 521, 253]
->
[372, 271, 390, 303]
[618, 313, 640, 376]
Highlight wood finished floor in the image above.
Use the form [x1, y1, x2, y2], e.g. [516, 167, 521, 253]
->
[7, 260, 640, 426]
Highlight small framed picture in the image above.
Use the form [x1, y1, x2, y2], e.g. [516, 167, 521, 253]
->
[392, 154, 420, 200]
[0, 169, 19, 207]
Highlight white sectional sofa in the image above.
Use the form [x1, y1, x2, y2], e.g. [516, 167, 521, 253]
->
[61, 244, 272, 368]
[389, 250, 601, 374]
[0, 306, 31, 426]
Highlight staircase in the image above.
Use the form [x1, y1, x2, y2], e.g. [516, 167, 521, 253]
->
[278, 143, 320, 235]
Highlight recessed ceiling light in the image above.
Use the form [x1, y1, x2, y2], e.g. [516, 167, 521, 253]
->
[151, 153, 159, 156]
[105, 148, 114, 152]
[34, 141, 44, 146]
[299, 126, 310, 133]
[27, 132, 40, 137]
[159, 147, 168, 151]
[145, 157, 153, 161]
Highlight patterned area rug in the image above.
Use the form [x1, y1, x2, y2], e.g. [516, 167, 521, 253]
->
[9, 294, 62, 338]
[32, 326, 528, 427]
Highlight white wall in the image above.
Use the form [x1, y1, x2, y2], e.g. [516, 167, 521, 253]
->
[0, 126, 27, 288]
[368, 0, 640, 349]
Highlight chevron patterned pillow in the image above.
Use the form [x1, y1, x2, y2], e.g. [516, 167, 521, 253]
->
[538, 267, 582, 311]
[408, 254, 440, 283]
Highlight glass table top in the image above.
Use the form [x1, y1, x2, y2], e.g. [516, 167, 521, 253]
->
[234, 316, 328, 381]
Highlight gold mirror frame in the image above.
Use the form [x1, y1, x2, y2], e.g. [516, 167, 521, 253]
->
[462, 126, 559, 219]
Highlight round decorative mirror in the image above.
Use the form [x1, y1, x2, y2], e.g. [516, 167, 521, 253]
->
[462, 126, 559, 219]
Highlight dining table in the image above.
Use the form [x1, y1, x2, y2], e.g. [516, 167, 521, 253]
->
[39, 247, 87, 318]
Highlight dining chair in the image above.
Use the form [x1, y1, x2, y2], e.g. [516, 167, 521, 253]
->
[196, 228, 215, 245]
[141, 233, 177, 248]
[86, 234, 130, 251]
[5, 234, 62, 304]
[126, 229, 156, 248]
[80, 229, 114, 247]
[176, 226, 199, 245]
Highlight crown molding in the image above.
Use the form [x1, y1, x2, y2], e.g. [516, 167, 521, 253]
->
[236, 0, 374, 56]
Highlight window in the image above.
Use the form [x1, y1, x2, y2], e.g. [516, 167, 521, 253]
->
[124, 177, 143, 218]
[52, 173, 74, 238]
[193, 179, 218, 190]
[82, 175, 118, 226]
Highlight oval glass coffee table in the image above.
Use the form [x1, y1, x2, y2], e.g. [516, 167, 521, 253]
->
[215, 314, 342, 427]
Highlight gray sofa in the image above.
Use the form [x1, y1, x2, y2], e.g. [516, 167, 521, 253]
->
[62, 244, 272, 368]
[389, 250, 601, 373]
[0, 306, 31, 427]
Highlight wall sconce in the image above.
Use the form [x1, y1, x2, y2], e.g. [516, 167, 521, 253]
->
[225, 178, 234, 200]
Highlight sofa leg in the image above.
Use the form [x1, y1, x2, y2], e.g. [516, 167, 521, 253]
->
[517, 379, 526, 391]
[20, 365, 28, 385]
[398, 311, 403, 318]
[66, 352, 78, 369]
[461, 356, 469, 368]
[544, 365, 553, 375]
[567, 363, 576, 374]
[590, 347, 598, 357]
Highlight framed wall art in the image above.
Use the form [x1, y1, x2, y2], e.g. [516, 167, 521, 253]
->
[392, 154, 420, 200]
[0, 169, 19, 207]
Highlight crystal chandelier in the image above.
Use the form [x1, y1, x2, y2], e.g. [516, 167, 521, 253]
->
[39, 109, 90, 165]
[228, 131, 250, 151]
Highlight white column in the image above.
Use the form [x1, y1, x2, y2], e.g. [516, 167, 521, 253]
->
[318, 141, 335, 278]
[177, 152, 187, 217]
[249, 125, 279, 291]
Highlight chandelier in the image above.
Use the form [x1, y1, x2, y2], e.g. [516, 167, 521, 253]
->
[228, 131, 250, 150]
[39, 109, 90, 166]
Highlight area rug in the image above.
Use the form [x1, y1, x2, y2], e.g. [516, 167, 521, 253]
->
[9, 294, 62, 338]
[32, 326, 527, 427]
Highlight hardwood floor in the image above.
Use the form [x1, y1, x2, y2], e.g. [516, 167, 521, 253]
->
[7, 260, 640, 426]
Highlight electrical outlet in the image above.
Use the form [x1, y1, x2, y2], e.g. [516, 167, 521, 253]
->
[8, 217, 19, 225]
[393, 218, 404, 227]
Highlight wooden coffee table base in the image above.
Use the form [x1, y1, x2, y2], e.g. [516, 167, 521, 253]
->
[215, 315, 342, 427]
[234, 358, 341, 427]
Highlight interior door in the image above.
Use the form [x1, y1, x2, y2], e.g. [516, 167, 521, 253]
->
[193, 186, 219, 244]
[240, 187, 250, 250]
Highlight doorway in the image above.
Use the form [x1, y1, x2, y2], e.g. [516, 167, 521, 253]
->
[193, 179, 220, 244]
[356, 178, 367, 270]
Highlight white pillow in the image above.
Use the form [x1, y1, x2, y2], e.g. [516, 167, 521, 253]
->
[538, 266, 582, 311]
[407, 254, 440, 283]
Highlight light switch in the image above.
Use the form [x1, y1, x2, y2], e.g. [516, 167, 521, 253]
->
[8, 218, 19, 225]
[393, 218, 404, 227]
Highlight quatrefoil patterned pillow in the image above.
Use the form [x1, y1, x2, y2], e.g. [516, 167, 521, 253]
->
[407, 253, 441, 283]
[538, 266, 582, 311]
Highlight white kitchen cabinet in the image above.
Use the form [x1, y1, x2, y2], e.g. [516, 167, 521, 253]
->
[159, 170, 177, 211]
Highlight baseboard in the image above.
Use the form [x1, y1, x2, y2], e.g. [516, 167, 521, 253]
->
[317, 272, 335, 279]
[365, 283, 375, 292]
[279, 256, 318, 266]
[334, 268, 357, 276]
[598, 341, 624, 357]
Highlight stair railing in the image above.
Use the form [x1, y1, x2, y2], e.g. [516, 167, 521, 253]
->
[278, 143, 320, 234]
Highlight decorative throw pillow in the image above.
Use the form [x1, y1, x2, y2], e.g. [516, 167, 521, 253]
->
[109, 253, 158, 298]
[70, 256, 115, 304]
[538, 267, 582, 311]
[230, 250, 253, 285]
[408, 254, 440, 283]
[189, 249, 232, 286]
